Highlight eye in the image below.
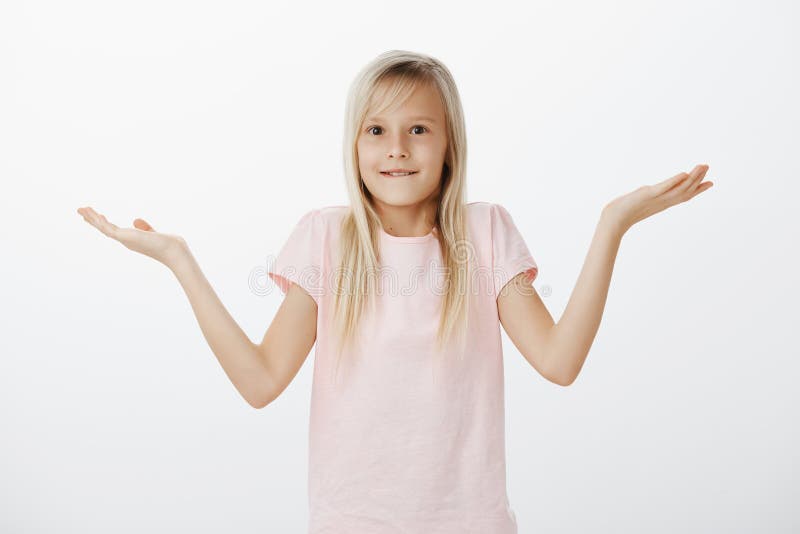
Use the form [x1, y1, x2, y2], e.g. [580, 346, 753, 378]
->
[365, 125, 429, 135]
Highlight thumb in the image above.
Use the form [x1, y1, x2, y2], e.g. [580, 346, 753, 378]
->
[133, 218, 155, 232]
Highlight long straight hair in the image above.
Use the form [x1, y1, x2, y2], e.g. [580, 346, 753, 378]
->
[330, 50, 472, 382]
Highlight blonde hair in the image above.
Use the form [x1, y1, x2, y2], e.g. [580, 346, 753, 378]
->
[330, 50, 472, 382]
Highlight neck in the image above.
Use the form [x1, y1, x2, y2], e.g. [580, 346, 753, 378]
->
[373, 195, 439, 238]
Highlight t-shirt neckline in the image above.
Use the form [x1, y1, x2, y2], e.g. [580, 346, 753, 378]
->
[379, 225, 437, 243]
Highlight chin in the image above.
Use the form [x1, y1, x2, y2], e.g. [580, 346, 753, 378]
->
[369, 190, 432, 207]
[365, 174, 440, 205]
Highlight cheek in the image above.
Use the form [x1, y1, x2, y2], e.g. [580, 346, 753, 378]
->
[420, 137, 446, 157]
[357, 141, 376, 161]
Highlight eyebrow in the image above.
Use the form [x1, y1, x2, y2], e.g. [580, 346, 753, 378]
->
[365, 115, 438, 124]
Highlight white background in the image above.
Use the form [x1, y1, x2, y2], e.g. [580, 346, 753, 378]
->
[2, 0, 798, 532]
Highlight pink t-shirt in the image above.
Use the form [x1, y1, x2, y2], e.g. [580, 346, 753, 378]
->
[268, 201, 538, 533]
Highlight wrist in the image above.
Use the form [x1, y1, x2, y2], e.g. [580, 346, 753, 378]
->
[599, 207, 628, 240]
[165, 238, 193, 274]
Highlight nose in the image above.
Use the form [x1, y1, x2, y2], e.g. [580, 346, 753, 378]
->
[385, 131, 409, 159]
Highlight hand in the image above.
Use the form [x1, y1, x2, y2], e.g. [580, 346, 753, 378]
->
[602, 163, 714, 235]
[76, 206, 188, 269]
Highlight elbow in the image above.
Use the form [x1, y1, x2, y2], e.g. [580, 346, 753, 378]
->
[545, 356, 577, 387]
[248, 397, 268, 410]
[552, 373, 576, 387]
[247, 365, 280, 409]
[248, 396, 273, 410]
[246, 383, 277, 410]
[546, 371, 572, 387]
[248, 389, 276, 410]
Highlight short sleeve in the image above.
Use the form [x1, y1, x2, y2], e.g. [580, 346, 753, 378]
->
[267, 209, 324, 306]
[491, 203, 538, 299]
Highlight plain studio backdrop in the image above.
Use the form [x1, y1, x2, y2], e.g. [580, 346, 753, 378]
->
[1, 0, 797, 532]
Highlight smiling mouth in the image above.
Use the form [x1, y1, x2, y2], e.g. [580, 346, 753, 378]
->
[381, 171, 418, 177]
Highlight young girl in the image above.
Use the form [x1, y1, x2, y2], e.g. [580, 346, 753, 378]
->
[77, 50, 713, 533]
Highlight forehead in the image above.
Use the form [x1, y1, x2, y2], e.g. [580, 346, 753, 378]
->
[365, 78, 445, 122]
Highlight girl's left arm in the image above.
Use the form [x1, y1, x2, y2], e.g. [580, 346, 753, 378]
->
[539, 212, 624, 386]
[500, 164, 714, 386]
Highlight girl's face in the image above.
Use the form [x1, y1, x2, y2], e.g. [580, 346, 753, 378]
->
[357, 81, 448, 210]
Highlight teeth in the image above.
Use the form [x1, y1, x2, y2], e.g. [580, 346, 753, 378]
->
[384, 172, 415, 176]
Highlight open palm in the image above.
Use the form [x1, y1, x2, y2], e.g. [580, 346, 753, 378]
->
[76, 206, 187, 267]
[603, 163, 714, 234]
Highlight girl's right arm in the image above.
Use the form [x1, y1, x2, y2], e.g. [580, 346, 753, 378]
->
[170, 249, 317, 409]
[77, 207, 316, 409]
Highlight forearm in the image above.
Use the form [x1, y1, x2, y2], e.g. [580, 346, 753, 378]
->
[168, 244, 272, 408]
[546, 210, 624, 385]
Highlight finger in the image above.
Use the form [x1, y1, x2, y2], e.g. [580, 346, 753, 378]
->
[95, 213, 120, 238]
[78, 207, 99, 227]
[653, 172, 690, 196]
[133, 218, 155, 232]
[77, 207, 94, 220]
[98, 213, 119, 229]
[690, 166, 711, 192]
[677, 164, 709, 196]
[81, 208, 119, 238]
[659, 164, 708, 196]
[690, 180, 714, 198]
[683, 164, 709, 191]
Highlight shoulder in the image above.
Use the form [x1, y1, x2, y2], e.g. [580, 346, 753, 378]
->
[465, 201, 508, 214]
[313, 205, 349, 231]
[316, 204, 350, 219]
[294, 205, 348, 226]
[464, 202, 527, 251]
[465, 201, 512, 226]
[288, 205, 349, 242]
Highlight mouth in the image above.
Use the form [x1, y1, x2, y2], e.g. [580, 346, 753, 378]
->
[381, 170, 418, 177]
